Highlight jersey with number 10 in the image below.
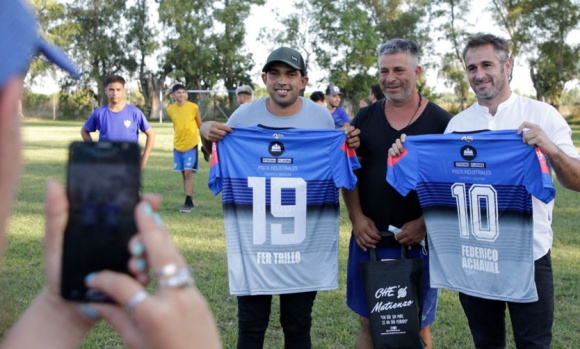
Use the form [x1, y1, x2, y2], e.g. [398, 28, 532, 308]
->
[387, 130, 555, 302]
[209, 126, 360, 296]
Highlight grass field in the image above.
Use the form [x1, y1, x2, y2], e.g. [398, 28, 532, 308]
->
[1, 120, 579, 348]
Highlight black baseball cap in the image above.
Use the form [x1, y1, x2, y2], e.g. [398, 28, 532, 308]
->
[262, 47, 307, 77]
[325, 85, 343, 96]
[172, 83, 186, 93]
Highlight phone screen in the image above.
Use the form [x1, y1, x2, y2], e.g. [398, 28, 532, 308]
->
[61, 141, 141, 302]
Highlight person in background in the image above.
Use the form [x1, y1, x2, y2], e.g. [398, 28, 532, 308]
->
[81, 75, 156, 171]
[236, 85, 253, 105]
[359, 84, 385, 108]
[310, 90, 326, 106]
[167, 83, 203, 213]
[326, 84, 350, 129]
[0, 1, 221, 348]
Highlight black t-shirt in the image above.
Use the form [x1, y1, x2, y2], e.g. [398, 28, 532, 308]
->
[351, 99, 452, 231]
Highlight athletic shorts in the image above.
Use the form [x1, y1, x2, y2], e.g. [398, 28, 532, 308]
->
[173, 146, 199, 172]
[346, 233, 438, 328]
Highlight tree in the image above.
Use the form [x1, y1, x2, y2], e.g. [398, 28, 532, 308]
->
[488, 0, 533, 73]
[125, 0, 163, 118]
[212, 0, 265, 106]
[301, 0, 431, 110]
[65, 0, 138, 105]
[432, 0, 471, 111]
[159, 0, 265, 107]
[159, 0, 214, 96]
[488, 0, 580, 108]
[258, 0, 320, 92]
[29, 0, 73, 86]
[526, 0, 580, 108]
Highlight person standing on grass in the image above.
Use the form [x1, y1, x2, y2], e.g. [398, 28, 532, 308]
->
[391, 33, 580, 349]
[0, 1, 220, 348]
[80, 75, 155, 171]
[167, 83, 202, 212]
[200, 46, 361, 349]
[343, 38, 452, 349]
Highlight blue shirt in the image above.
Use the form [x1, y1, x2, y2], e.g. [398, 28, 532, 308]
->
[84, 104, 151, 143]
[387, 130, 555, 302]
[209, 126, 360, 295]
[331, 107, 350, 128]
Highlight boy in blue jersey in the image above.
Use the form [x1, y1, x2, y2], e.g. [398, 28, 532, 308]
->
[201, 47, 360, 349]
[81, 75, 156, 170]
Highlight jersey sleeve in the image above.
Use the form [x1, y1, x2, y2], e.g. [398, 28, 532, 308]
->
[208, 141, 223, 194]
[386, 140, 419, 197]
[83, 109, 99, 132]
[524, 148, 556, 204]
[136, 109, 151, 132]
[331, 134, 360, 190]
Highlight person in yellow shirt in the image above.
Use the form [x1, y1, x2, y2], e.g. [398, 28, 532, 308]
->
[167, 84, 202, 212]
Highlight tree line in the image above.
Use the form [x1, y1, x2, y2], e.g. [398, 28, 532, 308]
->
[29, 0, 579, 119]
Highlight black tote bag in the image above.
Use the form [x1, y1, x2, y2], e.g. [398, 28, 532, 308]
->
[359, 244, 425, 349]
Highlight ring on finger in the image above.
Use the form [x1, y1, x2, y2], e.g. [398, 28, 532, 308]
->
[158, 266, 194, 288]
[127, 289, 148, 311]
[155, 263, 178, 278]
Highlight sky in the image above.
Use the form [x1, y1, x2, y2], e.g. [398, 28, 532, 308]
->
[33, 0, 577, 96]
[242, 0, 536, 96]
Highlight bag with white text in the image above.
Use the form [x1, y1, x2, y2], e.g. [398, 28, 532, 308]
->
[359, 246, 424, 349]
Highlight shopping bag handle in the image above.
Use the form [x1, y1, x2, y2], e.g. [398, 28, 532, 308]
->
[369, 245, 407, 262]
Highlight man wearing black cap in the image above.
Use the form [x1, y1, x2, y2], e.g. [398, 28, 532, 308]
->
[326, 84, 350, 129]
[200, 46, 360, 348]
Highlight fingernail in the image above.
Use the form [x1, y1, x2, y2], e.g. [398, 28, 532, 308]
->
[85, 272, 97, 284]
[153, 213, 163, 226]
[136, 258, 147, 271]
[79, 304, 100, 319]
[131, 241, 145, 256]
[142, 202, 153, 216]
[45, 178, 53, 192]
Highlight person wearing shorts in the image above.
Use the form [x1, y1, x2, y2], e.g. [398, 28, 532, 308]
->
[167, 83, 202, 212]
[343, 39, 452, 349]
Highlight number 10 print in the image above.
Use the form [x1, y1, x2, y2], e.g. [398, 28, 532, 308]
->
[451, 183, 499, 242]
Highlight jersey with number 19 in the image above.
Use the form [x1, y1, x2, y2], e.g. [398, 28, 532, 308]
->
[209, 126, 360, 296]
[387, 130, 555, 302]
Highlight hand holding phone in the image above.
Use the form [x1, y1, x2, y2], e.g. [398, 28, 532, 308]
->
[61, 141, 141, 302]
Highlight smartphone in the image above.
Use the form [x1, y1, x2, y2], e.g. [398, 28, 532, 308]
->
[61, 141, 141, 302]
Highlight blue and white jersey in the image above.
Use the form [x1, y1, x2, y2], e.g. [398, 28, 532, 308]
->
[387, 130, 555, 302]
[209, 126, 360, 295]
[84, 105, 150, 143]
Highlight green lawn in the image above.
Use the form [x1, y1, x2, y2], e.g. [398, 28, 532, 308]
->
[1, 120, 579, 348]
